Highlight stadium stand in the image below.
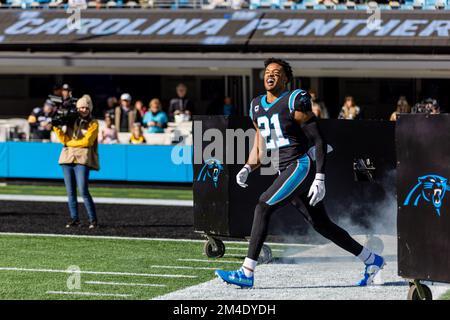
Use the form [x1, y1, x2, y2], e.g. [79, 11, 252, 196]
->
[0, 116, 192, 145]
[1, 0, 450, 9]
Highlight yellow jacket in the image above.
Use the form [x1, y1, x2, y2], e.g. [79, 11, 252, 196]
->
[53, 119, 100, 170]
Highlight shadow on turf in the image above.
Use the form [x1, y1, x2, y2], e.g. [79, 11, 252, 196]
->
[271, 255, 397, 264]
[255, 281, 408, 290]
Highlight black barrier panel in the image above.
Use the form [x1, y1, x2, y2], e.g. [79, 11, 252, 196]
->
[397, 114, 450, 284]
[193, 116, 396, 240]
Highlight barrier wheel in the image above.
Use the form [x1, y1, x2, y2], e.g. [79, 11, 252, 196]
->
[204, 238, 225, 258]
[407, 284, 432, 300]
[258, 244, 273, 264]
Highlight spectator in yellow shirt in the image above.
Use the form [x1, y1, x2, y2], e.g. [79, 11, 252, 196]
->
[129, 123, 147, 145]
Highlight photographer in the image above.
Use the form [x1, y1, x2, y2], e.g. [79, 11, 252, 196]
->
[53, 95, 99, 230]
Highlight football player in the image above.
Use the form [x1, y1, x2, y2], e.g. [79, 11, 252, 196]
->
[215, 58, 385, 288]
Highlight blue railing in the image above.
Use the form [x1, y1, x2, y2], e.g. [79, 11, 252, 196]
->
[0, 142, 193, 183]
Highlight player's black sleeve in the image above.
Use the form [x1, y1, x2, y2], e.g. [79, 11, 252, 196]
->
[302, 117, 326, 174]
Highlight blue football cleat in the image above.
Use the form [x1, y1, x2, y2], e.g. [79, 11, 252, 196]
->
[215, 267, 254, 288]
[357, 254, 386, 287]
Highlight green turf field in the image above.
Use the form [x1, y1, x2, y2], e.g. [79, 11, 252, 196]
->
[0, 234, 294, 300]
[441, 290, 450, 300]
[0, 184, 192, 200]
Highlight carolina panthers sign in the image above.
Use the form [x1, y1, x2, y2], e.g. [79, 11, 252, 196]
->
[403, 174, 450, 217]
[196, 158, 223, 188]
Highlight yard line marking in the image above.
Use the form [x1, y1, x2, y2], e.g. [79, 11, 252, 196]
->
[178, 259, 241, 264]
[85, 281, 166, 287]
[47, 291, 132, 298]
[0, 267, 197, 278]
[0, 232, 321, 247]
[0, 194, 192, 207]
[149, 265, 217, 271]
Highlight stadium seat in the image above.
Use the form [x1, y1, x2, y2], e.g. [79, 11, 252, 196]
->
[345, 1, 355, 9]
[313, 4, 327, 9]
[323, 0, 337, 9]
[125, 0, 139, 7]
[87, 1, 98, 7]
[171, 0, 190, 9]
[106, 0, 117, 8]
[412, 0, 424, 9]
[303, 0, 317, 9]
[389, 1, 400, 9]
[249, 0, 282, 9]
[401, 0, 414, 9]
[435, 0, 445, 8]
[423, 0, 437, 9]
[48, 0, 63, 8]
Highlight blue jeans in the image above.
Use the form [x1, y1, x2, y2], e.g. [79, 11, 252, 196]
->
[61, 164, 97, 222]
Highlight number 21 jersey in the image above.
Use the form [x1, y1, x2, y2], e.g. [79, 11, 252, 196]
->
[249, 89, 312, 170]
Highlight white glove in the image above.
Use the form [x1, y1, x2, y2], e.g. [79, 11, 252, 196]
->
[236, 164, 252, 188]
[308, 173, 326, 206]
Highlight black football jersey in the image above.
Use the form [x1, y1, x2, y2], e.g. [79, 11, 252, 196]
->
[249, 89, 312, 170]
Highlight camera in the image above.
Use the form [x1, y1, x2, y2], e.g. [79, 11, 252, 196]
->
[48, 95, 79, 127]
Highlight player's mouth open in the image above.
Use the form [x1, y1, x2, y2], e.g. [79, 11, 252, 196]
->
[266, 78, 275, 86]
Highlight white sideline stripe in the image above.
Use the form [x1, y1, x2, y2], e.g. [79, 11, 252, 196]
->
[0, 232, 319, 247]
[149, 265, 217, 271]
[227, 247, 284, 252]
[0, 267, 197, 278]
[47, 291, 132, 298]
[0, 194, 193, 207]
[0, 233, 205, 243]
[85, 281, 166, 287]
[178, 259, 241, 264]
[224, 254, 246, 258]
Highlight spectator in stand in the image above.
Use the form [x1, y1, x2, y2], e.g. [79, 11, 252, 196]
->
[114, 93, 142, 132]
[223, 96, 235, 116]
[169, 83, 194, 122]
[129, 123, 146, 144]
[412, 98, 440, 115]
[52, 83, 63, 97]
[61, 84, 73, 101]
[308, 89, 329, 119]
[28, 99, 55, 141]
[135, 100, 148, 121]
[98, 114, 119, 144]
[338, 96, 362, 120]
[104, 96, 118, 120]
[143, 98, 168, 134]
[312, 101, 323, 119]
[389, 96, 411, 121]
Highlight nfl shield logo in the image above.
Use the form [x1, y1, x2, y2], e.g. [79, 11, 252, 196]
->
[254, 105, 259, 112]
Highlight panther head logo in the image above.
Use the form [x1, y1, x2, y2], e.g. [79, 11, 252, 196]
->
[403, 174, 450, 216]
[196, 158, 224, 188]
